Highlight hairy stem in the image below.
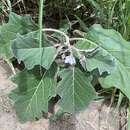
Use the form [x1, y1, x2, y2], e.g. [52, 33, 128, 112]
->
[39, 0, 44, 48]
[6, 0, 12, 13]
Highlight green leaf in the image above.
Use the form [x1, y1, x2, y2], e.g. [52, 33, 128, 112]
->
[59, 20, 70, 32]
[88, 24, 130, 99]
[57, 67, 97, 113]
[88, 24, 130, 70]
[86, 0, 101, 11]
[0, 12, 36, 59]
[9, 65, 57, 122]
[99, 61, 130, 98]
[12, 32, 58, 70]
[85, 49, 115, 75]
[75, 41, 116, 75]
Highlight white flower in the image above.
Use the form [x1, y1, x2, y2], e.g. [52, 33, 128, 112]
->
[64, 56, 76, 65]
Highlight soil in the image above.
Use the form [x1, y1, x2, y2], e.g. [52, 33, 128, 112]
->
[0, 59, 127, 130]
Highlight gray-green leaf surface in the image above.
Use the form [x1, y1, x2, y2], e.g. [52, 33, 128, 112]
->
[88, 24, 130, 99]
[57, 67, 97, 113]
[0, 12, 36, 59]
[9, 66, 57, 121]
[75, 41, 116, 75]
[12, 32, 58, 70]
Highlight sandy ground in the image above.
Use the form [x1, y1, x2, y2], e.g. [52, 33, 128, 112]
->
[0, 60, 127, 130]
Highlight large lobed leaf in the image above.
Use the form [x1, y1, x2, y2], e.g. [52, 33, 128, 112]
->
[12, 31, 58, 70]
[0, 12, 36, 59]
[75, 41, 116, 75]
[9, 65, 57, 122]
[85, 49, 116, 75]
[88, 24, 130, 99]
[57, 67, 97, 113]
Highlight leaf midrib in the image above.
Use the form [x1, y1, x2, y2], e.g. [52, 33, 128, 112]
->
[25, 71, 47, 114]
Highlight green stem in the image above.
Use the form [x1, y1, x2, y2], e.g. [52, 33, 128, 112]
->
[117, 91, 124, 108]
[39, 0, 44, 48]
[6, 0, 12, 13]
[109, 0, 118, 26]
[39, 0, 44, 75]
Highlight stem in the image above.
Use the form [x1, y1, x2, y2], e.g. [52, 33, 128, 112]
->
[117, 91, 124, 108]
[39, 0, 44, 48]
[5, 59, 16, 75]
[42, 28, 70, 45]
[109, 0, 118, 26]
[6, 0, 12, 13]
[70, 37, 98, 47]
[71, 46, 99, 53]
[39, 0, 44, 75]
